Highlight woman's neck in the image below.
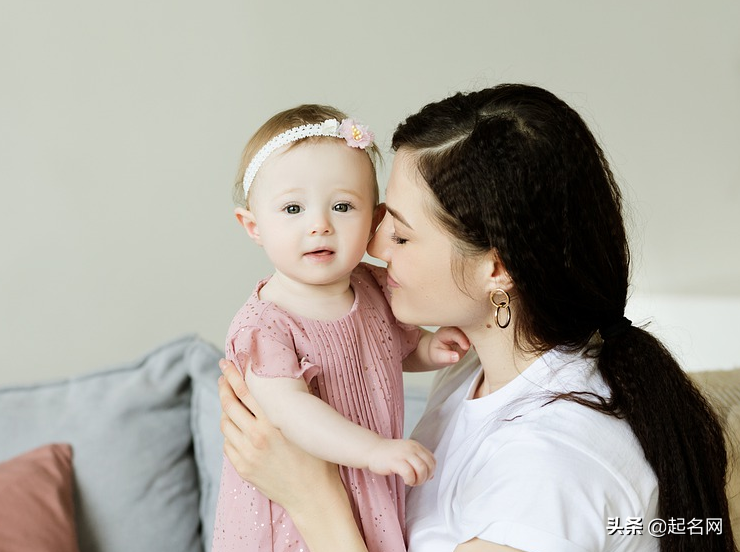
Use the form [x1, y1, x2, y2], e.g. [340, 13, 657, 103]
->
[464, 323, 541, 398]
[259, 272, 355, 321]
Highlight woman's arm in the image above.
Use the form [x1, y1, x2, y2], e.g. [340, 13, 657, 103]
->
[455, 539, 524, 552]
[219, 359, 369, 552]
[221, 360, 524, 552]
[242, 357, 434, 485]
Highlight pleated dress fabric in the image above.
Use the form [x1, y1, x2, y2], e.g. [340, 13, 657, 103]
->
[212, 263, 420, 552]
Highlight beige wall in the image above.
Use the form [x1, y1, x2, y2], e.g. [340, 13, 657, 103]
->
[2, 0, 739, 384]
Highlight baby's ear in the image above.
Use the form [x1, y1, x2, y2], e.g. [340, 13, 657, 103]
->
[234, 207, 262, 245]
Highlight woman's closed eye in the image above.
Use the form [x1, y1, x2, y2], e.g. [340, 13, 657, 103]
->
[391, 233, 408, 245]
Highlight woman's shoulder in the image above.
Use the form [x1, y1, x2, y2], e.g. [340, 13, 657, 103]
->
[457, 426, 658, 551]
[457, 350, 657, 507]
[455, 406, 658, 548]
[482, 405, 651, 476]
[468, 385, 659, 517]
[491, 353, 654, 480]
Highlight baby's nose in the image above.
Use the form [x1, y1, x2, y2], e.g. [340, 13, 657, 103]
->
[310, 214, 333, 235]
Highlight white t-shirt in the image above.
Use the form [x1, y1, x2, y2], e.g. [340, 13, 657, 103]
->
[406, 348, 659, 552]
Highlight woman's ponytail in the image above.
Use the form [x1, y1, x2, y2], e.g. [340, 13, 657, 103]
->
[598, 325, 733, 552]
[392, 83, 736, 552]
[555, 320, 734, 551]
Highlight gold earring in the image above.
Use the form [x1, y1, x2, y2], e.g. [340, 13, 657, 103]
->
[489, 289, 511, 329]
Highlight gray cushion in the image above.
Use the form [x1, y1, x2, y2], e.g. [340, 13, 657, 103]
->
[0, 335, 223, 552]
[188, 339, 226, 550]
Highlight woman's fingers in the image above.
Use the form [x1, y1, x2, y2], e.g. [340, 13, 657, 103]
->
[218, 376, 256, 434]
[219, 394, 274, 477]
[223, 436, 250, 470]
[219, 358, 267, 419]
[219, 359, 249, 407]
[220, 410, 249, 451]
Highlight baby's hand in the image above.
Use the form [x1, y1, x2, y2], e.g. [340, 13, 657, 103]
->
[427, 326, 470, 366]
[367, 438, 436, 486]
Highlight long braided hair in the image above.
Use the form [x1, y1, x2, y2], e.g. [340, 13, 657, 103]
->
[392, 84, 735, 552]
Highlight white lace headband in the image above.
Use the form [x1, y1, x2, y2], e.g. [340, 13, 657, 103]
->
[242, 117, 375, 197]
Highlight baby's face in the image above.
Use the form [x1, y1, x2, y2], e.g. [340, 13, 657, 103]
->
[249, 139, 378, 287]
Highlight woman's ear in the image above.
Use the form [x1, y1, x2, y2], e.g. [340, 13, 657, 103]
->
[482, 250, 514, 293]
[234, 207, 262, 245]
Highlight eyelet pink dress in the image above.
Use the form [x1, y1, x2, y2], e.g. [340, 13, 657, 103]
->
[212, 263, 420, 552]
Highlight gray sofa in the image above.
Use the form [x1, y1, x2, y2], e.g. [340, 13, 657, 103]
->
[0, 335, 431, 552]
[1, 334, 737, 550]
[0, 335, 224, 552]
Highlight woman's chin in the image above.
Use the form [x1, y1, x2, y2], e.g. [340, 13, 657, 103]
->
[390, 304, 425, 327]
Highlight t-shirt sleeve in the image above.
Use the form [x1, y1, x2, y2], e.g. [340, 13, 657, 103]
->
[227, 325, 319, 382]
[361, 262, 422, 358]
[456, 437, 623, 552]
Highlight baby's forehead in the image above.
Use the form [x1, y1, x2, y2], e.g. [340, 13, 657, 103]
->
[264, 138, 372, 169]
[252, 140, 378, 199]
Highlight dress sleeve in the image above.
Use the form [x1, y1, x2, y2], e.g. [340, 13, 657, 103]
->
[361, 263, 422, 359]
[227, 325, 320, 382]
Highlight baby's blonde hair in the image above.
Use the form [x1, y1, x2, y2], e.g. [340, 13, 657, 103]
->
[233, 104, 381, 207]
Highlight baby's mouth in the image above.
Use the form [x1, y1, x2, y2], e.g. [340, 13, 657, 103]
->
[304, 248, 335, 259]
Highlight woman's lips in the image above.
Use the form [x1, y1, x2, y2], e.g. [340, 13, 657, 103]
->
[386, 273, 400, 288]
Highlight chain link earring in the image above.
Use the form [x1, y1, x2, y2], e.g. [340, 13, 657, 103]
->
[489, 289, 511, 329]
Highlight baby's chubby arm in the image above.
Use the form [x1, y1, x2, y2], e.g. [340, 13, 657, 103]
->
[243, 359, 435, 486]
[403, 326, 471, 373]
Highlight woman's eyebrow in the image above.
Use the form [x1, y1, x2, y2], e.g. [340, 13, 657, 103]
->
[385, 206, 413, 230]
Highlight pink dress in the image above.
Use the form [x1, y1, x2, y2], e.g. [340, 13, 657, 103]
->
[212, 263, 420, 552]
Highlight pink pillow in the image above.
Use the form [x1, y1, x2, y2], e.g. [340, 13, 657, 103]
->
[0, 443, 79, 552]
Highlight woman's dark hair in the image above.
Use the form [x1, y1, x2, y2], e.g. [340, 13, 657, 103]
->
[392, 83, 735, 552]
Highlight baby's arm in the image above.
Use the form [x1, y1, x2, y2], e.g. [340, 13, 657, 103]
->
[244, 361, 435, 486]
[403, 326, 471, 372]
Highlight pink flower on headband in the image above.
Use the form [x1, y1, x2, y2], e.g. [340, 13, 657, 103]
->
[338, 118, 374, 149]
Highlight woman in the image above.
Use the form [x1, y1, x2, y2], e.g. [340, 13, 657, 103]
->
[217, 84, 735, 552]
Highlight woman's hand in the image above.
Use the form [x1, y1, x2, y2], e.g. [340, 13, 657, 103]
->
[218, 358, 369, 552]
[218, 358, 332, 506]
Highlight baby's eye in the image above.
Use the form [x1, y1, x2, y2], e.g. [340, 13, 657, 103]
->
[333, 202, 353, 213]
[284, 204, 302, 215]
